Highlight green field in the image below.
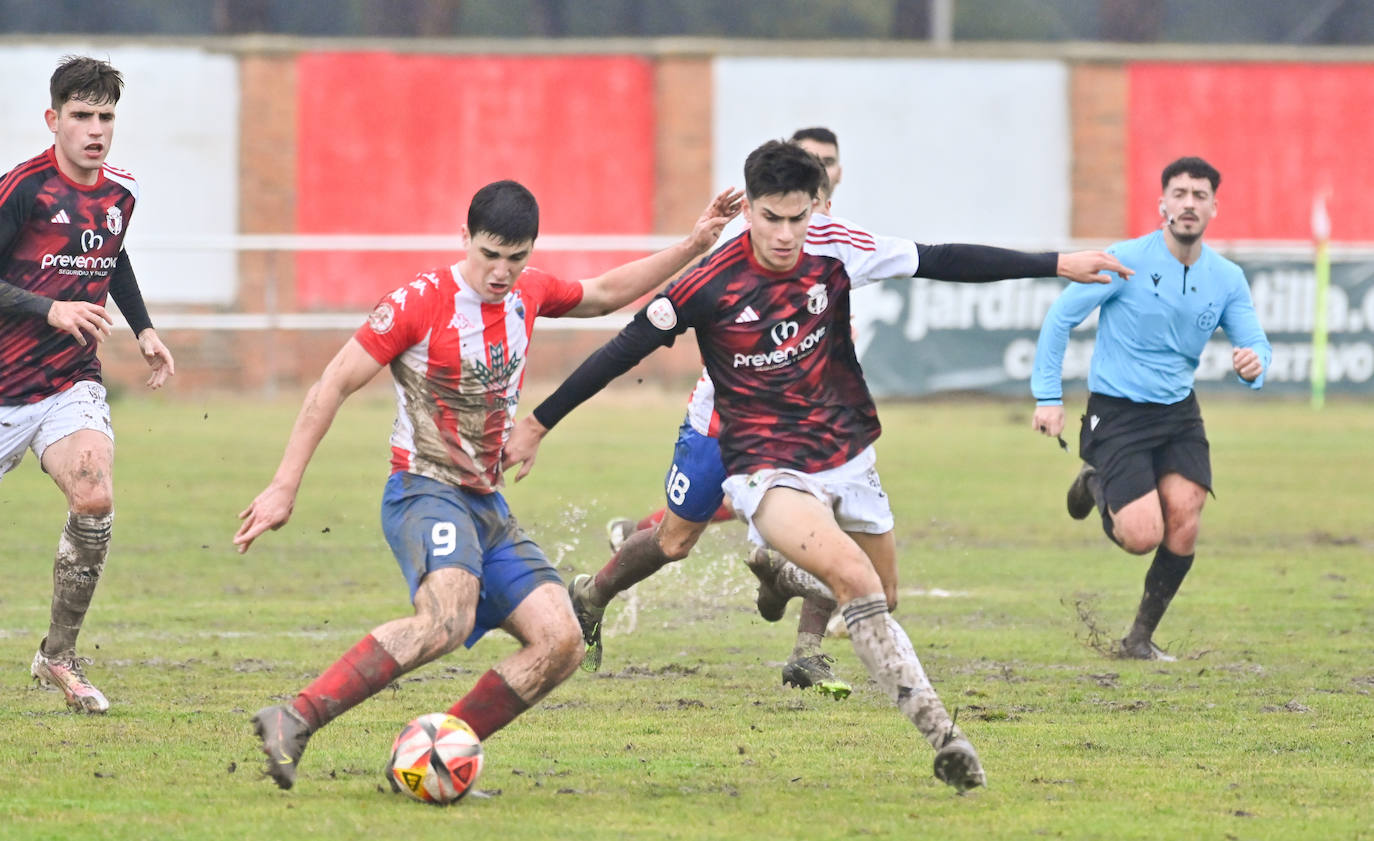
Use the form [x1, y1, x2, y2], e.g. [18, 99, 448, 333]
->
[1, 391, 1371, 841]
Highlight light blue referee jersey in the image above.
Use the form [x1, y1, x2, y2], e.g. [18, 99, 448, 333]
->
[1032, 230, 1271, 405]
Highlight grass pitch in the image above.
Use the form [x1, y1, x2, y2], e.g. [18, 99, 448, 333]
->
[1, 390, 1371, 841]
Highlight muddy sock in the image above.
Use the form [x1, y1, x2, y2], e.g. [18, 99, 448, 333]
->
[791, 630, 825, 660]
[588, 527, 674, 608]
[842, 594, 958, 749]
[45, 512, 113, 655]
[773, 557, 835, 601]
[1125, 547, 1194, 644]
[447, 669, 530, 740]
[291, 634, 401, 731]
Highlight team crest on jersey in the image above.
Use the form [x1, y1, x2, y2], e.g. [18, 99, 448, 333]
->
[1195, 305, 1219, 332]
[805, 283, 828, 315]
[105, 206, 123, 236]
[647, 298, 677, 331]
[509, 291, 526, 320]
[473, 341, 523, 389]
[368, 302, 396, 334]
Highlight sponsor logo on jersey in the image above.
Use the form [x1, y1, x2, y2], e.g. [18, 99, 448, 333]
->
[105, 206, 123, 236]
[40, 252, 118, 271]
[647, 298, 677, 331]
[80, 229, 104, 253]
[473, 341, 524, 390]
[734, 306, 759, 324]
[368, 302, 396, 334]
[735, 324, 827, 369]
[805, 283, 828, 315]
[769, 320, 799, 346]
[389, 287, 409, 308]
[50, 209, 70, 224]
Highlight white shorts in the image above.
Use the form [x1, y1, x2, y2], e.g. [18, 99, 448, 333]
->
[722, 445, 894, 548]
[0, 382, 113, 481]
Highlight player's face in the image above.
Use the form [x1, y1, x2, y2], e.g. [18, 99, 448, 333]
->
[744, 191, 814, 273]
[1159, 174, 1217, 245]
[45, 97, 116, 186]
[460, 229, 534, 303]
[796, 138, 841, 196]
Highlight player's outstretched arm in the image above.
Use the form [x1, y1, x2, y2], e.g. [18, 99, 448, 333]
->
[568, 187, 742, 316]
[136, 327, 175, 389]
[234, 339, 382, 553]
[1057, 250, 1132, 284]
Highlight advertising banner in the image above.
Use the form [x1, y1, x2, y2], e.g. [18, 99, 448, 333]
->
[855, 256, 1374, 397]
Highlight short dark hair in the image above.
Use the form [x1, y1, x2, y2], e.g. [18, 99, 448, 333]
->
[790, 126, 839, 151]
[744, 140, 825, 201]
[467, 180, 539, 244]
[50, 55, 123, 111]
[1161, 156, 1221, 192]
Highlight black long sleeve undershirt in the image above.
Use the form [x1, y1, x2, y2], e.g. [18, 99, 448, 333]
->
[109, 250, 154, 335]
[532, 243, 1062, 431]
[914, 242, 1058, 282]
[0, 280, 54, 318]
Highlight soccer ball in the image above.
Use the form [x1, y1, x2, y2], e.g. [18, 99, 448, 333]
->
[386, 713, 484, 804]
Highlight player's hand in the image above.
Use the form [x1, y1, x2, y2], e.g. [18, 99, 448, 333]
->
[502, 415, 549, 483]
[233, 484, 296, 554]
[47, 300, 113, 346]
[1057, 250, 1132, 285]
[136, 328, 176, 389]
[687, 187, 745, 252]
[1233, 346, 1263, 381]
[1031, 404, 1065, 438]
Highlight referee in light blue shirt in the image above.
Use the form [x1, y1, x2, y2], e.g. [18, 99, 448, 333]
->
[1030, 156, 1272, 662]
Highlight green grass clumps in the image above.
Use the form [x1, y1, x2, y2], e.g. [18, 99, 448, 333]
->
[1, 393, 1370, 840]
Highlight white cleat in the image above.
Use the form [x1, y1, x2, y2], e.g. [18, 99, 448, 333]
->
[32, 646, 109, 713]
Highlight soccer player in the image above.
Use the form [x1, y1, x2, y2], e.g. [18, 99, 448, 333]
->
[234, 180, 741, 791]
[0, 55, 175, 714]
[1030, 156, 1271, 661]
[577, 127, 854, 698]
[502, 140, 1128, 792]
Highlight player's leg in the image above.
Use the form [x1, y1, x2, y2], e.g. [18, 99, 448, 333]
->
[31, 383, 116, 713]
[1121, 416, 1211, 660]
[569, 422, 725, 671]
[607, 501, 733, 553]
[737, 466, 983, 791]
[449, 580, 581, 739]
[252, 473, 485, 789]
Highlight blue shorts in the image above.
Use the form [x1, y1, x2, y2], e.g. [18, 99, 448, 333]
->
[380, 472, 562, 648]
[663, 420, 728, 523]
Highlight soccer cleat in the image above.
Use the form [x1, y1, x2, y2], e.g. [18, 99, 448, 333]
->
[781, 653, 852, 700]
[1118, 637, 1177, 662]
[251, 704, 313, 790]
[745, 547, 790, 622]
[568, 574, 605, 672]
[1066, 463, 1098, 520]
[605, 517, 635, 553]
[31, 645, 109, 713]
[933, 735, 986, 793]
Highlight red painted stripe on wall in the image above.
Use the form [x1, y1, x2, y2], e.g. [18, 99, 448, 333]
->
[295, 53, 656, 307]
[1128, 62, 1374, 241]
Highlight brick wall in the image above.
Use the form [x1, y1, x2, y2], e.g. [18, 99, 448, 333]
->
[1070, 62, 1129, 241]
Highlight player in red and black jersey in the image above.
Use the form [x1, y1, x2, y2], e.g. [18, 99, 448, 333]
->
[0, 56, 174, 714]
[505, 139, 1129, 793]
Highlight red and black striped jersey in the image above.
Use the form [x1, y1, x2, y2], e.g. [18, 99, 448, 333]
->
[0, 147, 138, 405]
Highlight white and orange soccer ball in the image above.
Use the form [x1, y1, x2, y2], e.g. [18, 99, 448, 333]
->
[386, 713, 484, 804]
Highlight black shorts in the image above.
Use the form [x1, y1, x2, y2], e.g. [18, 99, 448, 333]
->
[1078, 391, 1212, 514]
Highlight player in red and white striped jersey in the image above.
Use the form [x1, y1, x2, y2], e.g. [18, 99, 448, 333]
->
[1, 56, 175, 715]
[506, 140, 1127, 793]
[234, 179, 741, 791]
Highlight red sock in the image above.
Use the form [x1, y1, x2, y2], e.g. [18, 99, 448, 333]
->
[447, 669, 530, 740]
[635, 508, 666, 532]
[291, 634, 401, 731]
[708, 503, 734, 523]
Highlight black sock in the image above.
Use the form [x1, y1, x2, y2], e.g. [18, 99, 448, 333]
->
[1126, 546, 1194, 643]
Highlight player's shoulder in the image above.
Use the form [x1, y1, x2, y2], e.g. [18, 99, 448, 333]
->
[671, 234, 750, 300]
[100, 160, 138, 199]
[1199, 242, 1245, 279]
[0, 150, 57, 204]
[1108, 230, 1159, 261]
